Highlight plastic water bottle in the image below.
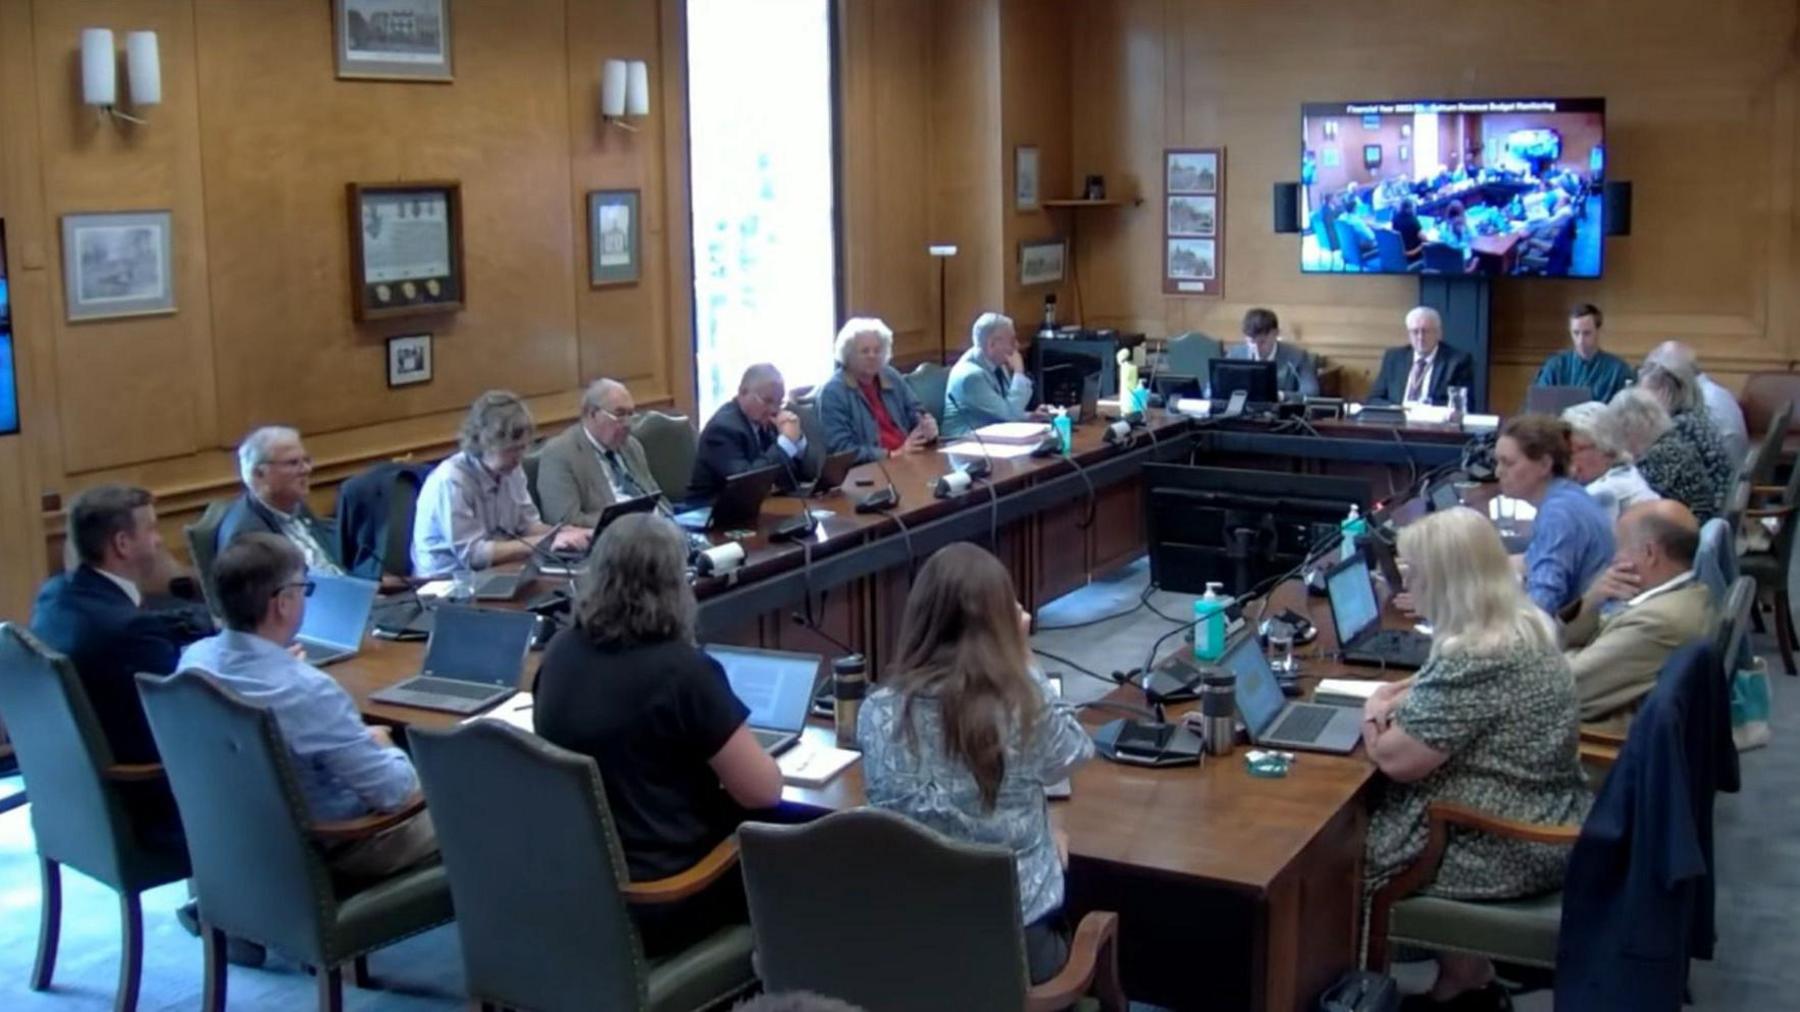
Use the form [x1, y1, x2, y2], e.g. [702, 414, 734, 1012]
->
[1340, 504, 1367, 562]
[1051, 408, 1073, 454]
[1193, 582, 1228, 662]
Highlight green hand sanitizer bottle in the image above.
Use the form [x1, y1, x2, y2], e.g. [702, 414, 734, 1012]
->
[1193, 582, 1228, 662]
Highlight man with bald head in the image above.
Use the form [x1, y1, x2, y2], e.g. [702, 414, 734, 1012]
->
[536, 378, 665, 527]
[1366, 306, 1476, 406]
[686, 363, 815, 502]
[1645, 340, 1748, 463]
[1559, 500, 1714, 731]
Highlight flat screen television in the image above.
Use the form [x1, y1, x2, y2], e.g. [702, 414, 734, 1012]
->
[1299, 98, 1605, 278]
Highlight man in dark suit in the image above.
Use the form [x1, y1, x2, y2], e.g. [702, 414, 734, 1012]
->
[1366, 306, 1476, 406]
[685, 363, 816, 503]
[216, 426, 342, 572]
[1222, 307, 1320, 397]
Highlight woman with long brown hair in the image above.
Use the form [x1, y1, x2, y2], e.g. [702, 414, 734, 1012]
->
[858, 542, 1094, 984]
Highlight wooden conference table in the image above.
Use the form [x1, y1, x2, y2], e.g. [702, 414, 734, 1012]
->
[330, 410, 1490, 1012]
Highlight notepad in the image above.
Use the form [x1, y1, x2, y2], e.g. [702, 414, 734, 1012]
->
[973, 422, 1056, 445]
[778, 743, 861, 787]
[1313, 679, 1384, 709]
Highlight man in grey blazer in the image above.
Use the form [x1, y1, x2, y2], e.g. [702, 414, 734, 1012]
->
[535, 378, 664, 527]
[1221, 307, 1319, 397]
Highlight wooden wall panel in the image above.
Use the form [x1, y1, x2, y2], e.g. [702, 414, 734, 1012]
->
[999, 0, 1072, 335]
[928, 0, 1002, 359]
[1071, 0, 1800, 402]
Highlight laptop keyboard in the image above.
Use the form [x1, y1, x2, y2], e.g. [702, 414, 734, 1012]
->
[751, 728, 792, 750]
[300, 642, 340, 663]
[1270, 704, 1334, 743]
[408, 677, 506, 700]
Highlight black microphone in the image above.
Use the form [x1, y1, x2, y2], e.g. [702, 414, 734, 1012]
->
[770, 423, 819, 542]
[855, 453, 902, 513]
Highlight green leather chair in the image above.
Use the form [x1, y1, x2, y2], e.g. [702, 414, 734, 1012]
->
[904, 362, 950, 423]
[0, 624, 191, 1012]
[523, 449, 545, 515]
[135, 669, 453, 1012]
[739, 808, 1124, 1012]
[410, 721, 756, 1012]
[789, 400, 829, 476]
[633, 412, 698, 503]
[1161, 332, 1223, 383]
[184, 499, 234, 612]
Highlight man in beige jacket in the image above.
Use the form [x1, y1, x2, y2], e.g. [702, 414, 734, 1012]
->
[1560, 500, 1714, 731]
[535, 378, 664, 528]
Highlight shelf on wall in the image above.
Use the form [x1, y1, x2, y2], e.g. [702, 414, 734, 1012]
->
[1040, 198, 1135, 208]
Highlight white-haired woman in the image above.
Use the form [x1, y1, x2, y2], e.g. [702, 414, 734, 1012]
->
[1562, 401, 1660, 521]
[1604, 387, 1719, 521]
[1637, 359, 1735, 505]
[1361, 507, 1589, 1003]
[816, 317, 937, 463]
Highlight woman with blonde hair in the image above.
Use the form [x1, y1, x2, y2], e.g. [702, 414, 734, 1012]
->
[1361, 507, 1590, 1003]
[859, 542, 1093, 984]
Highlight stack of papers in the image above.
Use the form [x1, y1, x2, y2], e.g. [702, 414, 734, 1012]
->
[1313, 679, 1383, 708]
[973, 422, 1055, 445]
[778, 743, 860, 787]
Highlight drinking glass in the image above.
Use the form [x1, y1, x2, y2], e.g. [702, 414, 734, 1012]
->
[1446, 385, 1470, 418]
[1267, 621, 1297, 675]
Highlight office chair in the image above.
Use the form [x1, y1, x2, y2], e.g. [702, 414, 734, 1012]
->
[632, 412, 698, 504]
[1738, 452, 1800, 674]
[1163, 331, 1222, 380]
[183, 498, 234, 611]
[904, 361, 950, 423]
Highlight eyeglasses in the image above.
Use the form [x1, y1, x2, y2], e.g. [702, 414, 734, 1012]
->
[598, 405, 637, 422]
[279, 580, 316, 598]
[268, 456, 313, 470]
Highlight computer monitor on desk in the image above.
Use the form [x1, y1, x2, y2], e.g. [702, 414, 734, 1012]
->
[1030, 336, 1116, 409]
[1149, 373, 1203, 405]
[1145, 464, 1372, 594]
[1208, 358, 1278, 405]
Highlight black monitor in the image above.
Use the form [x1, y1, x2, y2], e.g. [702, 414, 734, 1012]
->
[1150, 373, 1203, 404]
[1145, 464, 1372, 595]
[1209, 358, 1278, 404]
[1030, 338, 1116, 410]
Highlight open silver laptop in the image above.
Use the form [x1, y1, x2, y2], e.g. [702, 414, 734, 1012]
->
[368, 605, 539, 715]
[704, 644, 821, 756]
[474, 558, 538, 601]
[294, 574, 379, 666]
[1222, 633, 1362, 754]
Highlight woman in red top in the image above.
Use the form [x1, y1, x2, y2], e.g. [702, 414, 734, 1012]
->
[817, 317, 938, 464]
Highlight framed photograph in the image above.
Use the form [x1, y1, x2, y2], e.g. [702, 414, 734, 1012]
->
[1361, 113, 1382, 130]
[1015, 146, 1040, 212]
[1321, 146, 1341, 168]
[1018, 238, 1066, 286]
[1163, 148, 1226, 296]
[61, 210, 175, 322]
[1399, 143, 1410, 163]
[1363, 144, 1383, 169]
[587, 189, 641, 287]
[1167, 195, 1216, 237]
[334, 0, 453, 82]
[385, 333, 433, 387]
[347, 181, 465, 321]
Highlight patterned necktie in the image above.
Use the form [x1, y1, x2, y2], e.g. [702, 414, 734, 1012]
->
[603, 448, 647, 499]
[1404, 357, 1429, 403]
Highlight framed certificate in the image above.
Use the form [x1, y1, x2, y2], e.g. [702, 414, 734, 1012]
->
[347, 181, 465, 321]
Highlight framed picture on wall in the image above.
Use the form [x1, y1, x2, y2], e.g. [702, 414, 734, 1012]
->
[587, 189, 641, 287]
[386, 333, 433, 387]
[1015, 146, 1040, 212]
[1018, 239, 1066, 286]
[1163, 147, 1225, 296]
[60, 210, 176, 322]
[334, 0, 454, 82]
[347, 181, 465, 321]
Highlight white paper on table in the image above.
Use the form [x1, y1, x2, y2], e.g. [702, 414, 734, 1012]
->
[462, 691, 536, 733]
[416, 579, 455, 599]
[973, 421, 1055, 445]
[1173, 397, 1212, 416]
[1488, 496, 1538, 522]
[941, 439, 1041, 460]
[1461, 413, 1500, 430]
[1315, 678, 1383, 701]
[1403, 404, 1455, 425]
[778, 743, 861, 786]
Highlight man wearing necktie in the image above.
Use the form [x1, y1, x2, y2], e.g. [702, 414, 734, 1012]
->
[1368, 305, 1476, 406]
[685, 363, 815, 503]
[536, 378, 667, 527]
[942, 311, 1053, 438]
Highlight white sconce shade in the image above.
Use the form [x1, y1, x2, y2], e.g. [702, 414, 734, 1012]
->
[126, 31, 161, 106]
[600, 58, 628, 119]
[625, 60, 650, 117]
[81, 28, 115, 107]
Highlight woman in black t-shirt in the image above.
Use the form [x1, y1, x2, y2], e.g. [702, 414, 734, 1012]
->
[535, 512, 782, 954]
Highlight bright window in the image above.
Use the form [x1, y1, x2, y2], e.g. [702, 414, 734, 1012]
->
[686, 0, 838, 418]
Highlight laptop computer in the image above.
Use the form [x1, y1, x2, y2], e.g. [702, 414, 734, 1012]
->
[538, 495, 663, 576]
[674, 465, 782, 532]
[474, 558, 538, 601]
[704, 644, 822, 756]
[1524, 384, 1592, 417]
[1221, 632, 1362, 754]
[368, 605, 540, 714]
[293, 573, 379, 666]
[1326, 554, 1432, 670]
[808, 450, 860, 496]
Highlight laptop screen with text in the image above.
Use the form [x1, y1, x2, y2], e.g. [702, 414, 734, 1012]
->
[1327, 555, 1381, 644]
[705, 645, 820, 733]
[1222, 635, 1283, 736]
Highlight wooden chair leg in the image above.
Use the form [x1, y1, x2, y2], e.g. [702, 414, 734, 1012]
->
[317, 964, 343, 1012]
[115, 891, 143, 1012]
[352, 955, 373, 989]
[1778, 589, 1798, 675]
[201, 926, 227, 1012]
[31, 857, 62, 990]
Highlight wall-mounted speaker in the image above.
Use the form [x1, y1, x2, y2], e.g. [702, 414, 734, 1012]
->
[1603, 181, 1632, 237]
[1272, 182, 1301, 233]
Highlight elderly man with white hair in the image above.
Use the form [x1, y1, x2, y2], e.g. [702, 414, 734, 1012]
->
[217, 425, 344, 574]
[1366, 306, 1476, 407]
[1644, 340, 1749, 464]
[1562, 401, 1661, 521]
[942, 312, 1048, 438]
[535, 378, 665, 526]
[817, 317, 938, 463]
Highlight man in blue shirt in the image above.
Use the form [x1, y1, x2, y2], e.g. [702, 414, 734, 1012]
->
[942, 312, 1049, 437]
[180, 534, 437, 880]
[1532, 304, 1632, 403]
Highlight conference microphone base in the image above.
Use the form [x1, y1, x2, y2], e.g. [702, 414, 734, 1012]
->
[1093, 718, 1204, 767]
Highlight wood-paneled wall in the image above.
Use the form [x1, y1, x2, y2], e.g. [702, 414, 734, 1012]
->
[1069, 0, 1800, 409]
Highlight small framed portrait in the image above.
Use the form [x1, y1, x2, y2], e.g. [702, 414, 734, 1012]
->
[1018, 238, 1066, 287]
[1167, 238, 1216, 281]
[587, 189, 641, 287]
[1166, 151, 1218, 195]
[1015, 145, 1040, 212]
[61, 210, 176, 322]
[386, 333, 433, 387]
[1167, 195, 1216, 237]
[334, 0, 453, 82]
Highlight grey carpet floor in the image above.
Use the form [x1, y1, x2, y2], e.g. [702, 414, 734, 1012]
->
[0, 556, 1792, 1010]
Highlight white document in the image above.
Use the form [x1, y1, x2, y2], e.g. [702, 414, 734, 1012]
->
[1403, 404, 1455, 425]
[941, 439, 1041, 460]
[779, 743, 861, 787]
[462, 691, 536, 733]
[972, 422, 1055, 445]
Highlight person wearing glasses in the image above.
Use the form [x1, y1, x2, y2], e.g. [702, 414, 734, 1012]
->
[536, 378, 666, 527]
[684, 362, 815, 503]
[411, 390, 591, 578]
[217, 426, 344, 573]
[179, 534, 439, 881]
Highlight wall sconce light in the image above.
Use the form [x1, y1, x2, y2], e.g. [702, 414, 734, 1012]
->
[600, 58, 650, 131]
[81, 27, 160, 125]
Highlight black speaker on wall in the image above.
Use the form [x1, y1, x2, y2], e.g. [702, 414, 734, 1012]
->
[1272, 182, 1301, 234]
[1603, 181, 1632, 237]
